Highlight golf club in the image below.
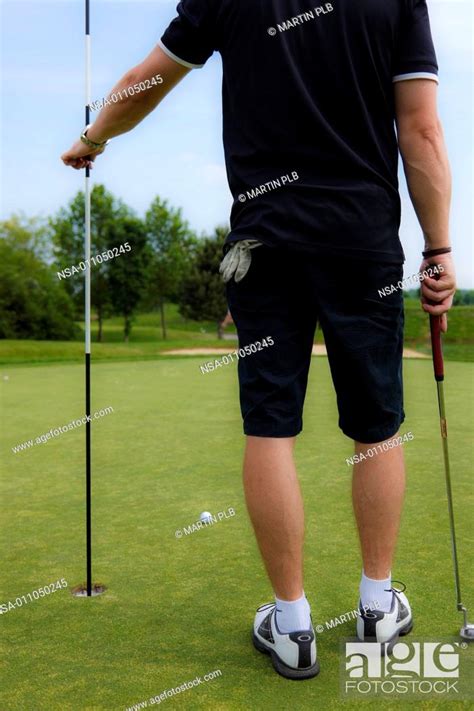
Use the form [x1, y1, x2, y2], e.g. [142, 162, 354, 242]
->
[430, 313, 474, 640]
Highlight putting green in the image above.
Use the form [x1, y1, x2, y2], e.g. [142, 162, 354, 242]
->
[1, 357, 473, 709]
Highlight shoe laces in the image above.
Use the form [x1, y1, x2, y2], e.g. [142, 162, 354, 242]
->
[384, 580, 407, 594]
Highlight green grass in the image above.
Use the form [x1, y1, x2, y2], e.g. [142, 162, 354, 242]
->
[403, 301, 474, 344]
[0, 304, 236, 365]
[403, 301, 474, 361]
[1, 357, 473, 709]
[0, 302, 473, 366]
[0, 338, 230, 366]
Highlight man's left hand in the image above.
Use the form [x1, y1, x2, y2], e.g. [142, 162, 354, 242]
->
[419, 252, 456, 332]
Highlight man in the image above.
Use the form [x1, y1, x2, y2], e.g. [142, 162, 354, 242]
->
[62, 0, 456, 680]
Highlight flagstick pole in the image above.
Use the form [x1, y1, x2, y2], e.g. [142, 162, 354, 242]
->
[84, 0, 92, 598]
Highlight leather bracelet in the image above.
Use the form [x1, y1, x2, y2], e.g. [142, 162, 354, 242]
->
[422, 246, 452, 258]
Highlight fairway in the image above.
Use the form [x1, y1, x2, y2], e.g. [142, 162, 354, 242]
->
[1, 356, 473, 710]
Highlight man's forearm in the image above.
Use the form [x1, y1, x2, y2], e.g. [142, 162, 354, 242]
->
[86, 46, 189, 144]
[398, 120, 452, 250]
[87, 69, 156, 142]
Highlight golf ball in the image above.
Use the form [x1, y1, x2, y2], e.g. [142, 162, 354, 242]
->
[3, 375, 9, 381]
[200, 511, 213, 524]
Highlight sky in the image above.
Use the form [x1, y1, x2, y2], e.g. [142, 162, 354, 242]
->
[1, 0, 473, 286]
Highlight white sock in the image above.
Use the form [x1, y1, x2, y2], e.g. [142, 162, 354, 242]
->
[360, 571, 393, 613]
[275, 592, 311, 633]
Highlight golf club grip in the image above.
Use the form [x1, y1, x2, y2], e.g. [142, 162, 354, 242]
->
[430, 315, 444, 381]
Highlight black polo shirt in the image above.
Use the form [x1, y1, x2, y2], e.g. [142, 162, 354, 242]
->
[160, 0, 439, 263]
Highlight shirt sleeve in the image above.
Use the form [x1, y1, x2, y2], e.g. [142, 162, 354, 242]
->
[393, 0, 439, 83]
[159, 0, 216, 70]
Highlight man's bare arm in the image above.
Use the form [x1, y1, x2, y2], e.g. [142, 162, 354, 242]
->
[61, 45, 189, 169]
[395, 79, 456, 329]
[395, 79, 451, 249]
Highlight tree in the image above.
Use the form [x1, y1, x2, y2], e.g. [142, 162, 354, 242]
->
[144, 197, 197, 339]
[107, 209, 150, 341]
[50, 185, 124, 342]
[0, 231, 78, 340]
[454, 290, 474, 306]
[178, 227, 228, 338]
[0, 214, 53, 263]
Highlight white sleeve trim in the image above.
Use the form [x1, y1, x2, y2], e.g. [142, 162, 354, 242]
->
[392, 72, 439, 84]
[158, 39, 204, 69]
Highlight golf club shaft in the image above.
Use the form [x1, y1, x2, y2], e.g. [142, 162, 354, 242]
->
[430, 314, 463, 612]
[85, 0, 92, 597]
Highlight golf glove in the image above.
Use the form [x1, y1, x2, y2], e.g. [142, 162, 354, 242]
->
[219, 239, 263, 283]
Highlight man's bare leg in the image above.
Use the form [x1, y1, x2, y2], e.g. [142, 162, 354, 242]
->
[352, 437, 406, 608]
[243, 436, 304, 601]
[245, 436, 318, 675]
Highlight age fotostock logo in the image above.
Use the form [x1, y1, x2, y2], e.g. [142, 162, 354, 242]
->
[342, 640, 471, 698]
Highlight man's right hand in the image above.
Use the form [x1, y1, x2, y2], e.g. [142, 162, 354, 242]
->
[61, 138, 104, 170]
[419, 252, 456, 332]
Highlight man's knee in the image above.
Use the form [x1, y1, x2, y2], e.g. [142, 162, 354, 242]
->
[245, 435, 297, 450]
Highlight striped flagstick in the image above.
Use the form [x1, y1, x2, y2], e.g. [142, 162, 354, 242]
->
[84, 0, 92, 597]
[72, 0, 105, 599]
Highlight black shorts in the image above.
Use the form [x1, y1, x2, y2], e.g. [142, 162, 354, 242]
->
[226, 246, 405, 443]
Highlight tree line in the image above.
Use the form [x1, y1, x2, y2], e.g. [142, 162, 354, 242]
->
[1, 185, 473, 343]
[0, 185, 229, 341]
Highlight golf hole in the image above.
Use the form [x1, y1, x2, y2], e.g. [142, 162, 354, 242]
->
[71, 583, 107, 597]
